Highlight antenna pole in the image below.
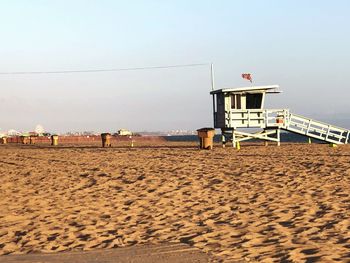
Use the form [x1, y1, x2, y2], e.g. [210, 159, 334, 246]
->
[210, 63, 215, 91]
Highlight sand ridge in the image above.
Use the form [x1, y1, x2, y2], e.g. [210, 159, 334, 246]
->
[0, 142, 350, 262]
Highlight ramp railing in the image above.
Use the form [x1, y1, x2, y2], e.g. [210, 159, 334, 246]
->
[285, 113, 349, 144]
[227, 109, 349, 144]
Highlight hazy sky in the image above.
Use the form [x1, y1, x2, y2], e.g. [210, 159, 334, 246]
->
[0, 0, 349, 133]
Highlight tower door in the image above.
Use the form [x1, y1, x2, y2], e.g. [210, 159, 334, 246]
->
[215, 93, 225, 128]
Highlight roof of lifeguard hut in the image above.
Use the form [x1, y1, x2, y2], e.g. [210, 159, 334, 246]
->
[210, 85, 281, 94]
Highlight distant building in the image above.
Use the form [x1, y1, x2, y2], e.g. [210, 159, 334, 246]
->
[35, 124, 45, 135]
[7, 129, 21, 136]
[117, 129, 133, 136]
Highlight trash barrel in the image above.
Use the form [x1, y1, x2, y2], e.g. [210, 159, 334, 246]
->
[51, 135, 59, 146]
[101, 133, 112, 147]
[30, 136, 36, 144]
[0, 137, 7, 144]
[20, 136, 30, 144]
[197, 128, 215, 150]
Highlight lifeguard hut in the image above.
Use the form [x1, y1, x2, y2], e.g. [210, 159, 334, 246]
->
[210, 85, 349, 146]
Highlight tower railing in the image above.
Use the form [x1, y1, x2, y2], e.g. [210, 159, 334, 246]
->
[226, 109, 289, 128]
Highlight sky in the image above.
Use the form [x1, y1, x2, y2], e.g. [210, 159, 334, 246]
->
[0, 0, 349, 133]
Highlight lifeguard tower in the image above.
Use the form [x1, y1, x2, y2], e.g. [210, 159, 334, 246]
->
[210, 85, 349, 146]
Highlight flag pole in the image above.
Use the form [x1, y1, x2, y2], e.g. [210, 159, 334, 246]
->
[210, 63, 215, 91]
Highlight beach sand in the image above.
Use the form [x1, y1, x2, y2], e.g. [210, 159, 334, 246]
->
[0, 142, 349, 262]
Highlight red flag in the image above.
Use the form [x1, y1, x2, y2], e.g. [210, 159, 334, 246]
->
[242, 73, 252, 83]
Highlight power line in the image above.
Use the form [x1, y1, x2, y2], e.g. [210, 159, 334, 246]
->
[0, 63, 210, 75]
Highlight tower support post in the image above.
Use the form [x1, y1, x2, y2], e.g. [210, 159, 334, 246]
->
[221, 129, 226, 148]
[277, 129, 281, 146]
[232, 129, 236, 148]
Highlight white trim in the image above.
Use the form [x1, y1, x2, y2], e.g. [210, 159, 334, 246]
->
[210, 85, 280, 94]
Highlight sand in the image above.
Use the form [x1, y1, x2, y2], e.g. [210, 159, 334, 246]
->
[0, 142, 350, 262]
[1, 243, 210, 263]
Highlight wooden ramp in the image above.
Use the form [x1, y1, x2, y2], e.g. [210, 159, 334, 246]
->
[282, 112, 349, 144]
[0, 243, 212, 263]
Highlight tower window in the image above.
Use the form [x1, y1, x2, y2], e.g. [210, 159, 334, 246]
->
[246, 93, 262, 109]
